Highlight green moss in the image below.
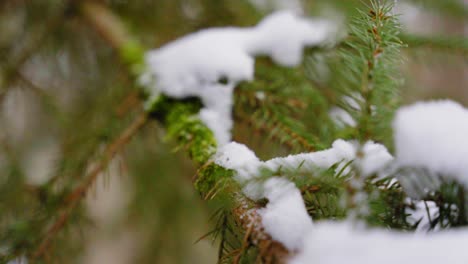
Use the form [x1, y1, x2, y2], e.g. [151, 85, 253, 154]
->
[164, 102, 217, 164]
[146, 96, 217, 165]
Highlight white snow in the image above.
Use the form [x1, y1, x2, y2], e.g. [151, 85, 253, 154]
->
[213, 139, 392, 250]
[263, 139, 392, 177]
[214, 142, 261, 182]
[289, 221, 468, 264]
[140, 11, 336, 145]
[214, 139, 392, 183]
[258, 177, 313, 250]
[355, 141, 393, 177]
[406, 200, 439, 232]
[393, 100, 468, 191]
[262, 139, 355, 174]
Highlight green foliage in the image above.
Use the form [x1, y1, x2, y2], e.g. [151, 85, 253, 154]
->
[365, 178, 411, 229]
[0, 0, 467, 263]
[235, 58, 333, 153]
[330, 1, 404, 146]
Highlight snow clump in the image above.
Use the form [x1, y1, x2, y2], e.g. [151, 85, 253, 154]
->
[140, 11, 337, 145]
[393, 100, 468, 193]
[213, 139, 392, 250]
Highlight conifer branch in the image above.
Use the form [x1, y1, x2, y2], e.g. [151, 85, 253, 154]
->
[76, 1, 294, 261]
[235, 107, 316, 152]
[32, 112, 148, 259]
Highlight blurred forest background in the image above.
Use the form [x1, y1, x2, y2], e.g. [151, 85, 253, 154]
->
[0, 0, 466, 263]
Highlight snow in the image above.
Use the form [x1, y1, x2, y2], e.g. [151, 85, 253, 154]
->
[406, 200, 440, 232]
[259, 177, 313, 250]
[263, 139, 392, 177]
[214, 139, 392, 185]
[140, 11, 336, 145]
[214, 143, 314, 250]
[355, 141, 393, 177]
[214, 142, 261, 182]
[213, 139, 392, 250]
[393, 100, 468, 191]
[262, 139, 356, 174]
[289, 221, 468, 264]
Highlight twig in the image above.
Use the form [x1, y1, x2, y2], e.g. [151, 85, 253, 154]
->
[32, 112, 148, 259]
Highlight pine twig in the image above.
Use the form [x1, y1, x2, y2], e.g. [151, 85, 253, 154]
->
[32, 112, 148, 259]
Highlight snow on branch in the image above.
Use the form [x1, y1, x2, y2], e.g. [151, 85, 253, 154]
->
[213, 139, 392, 252]
[140, 11, 337, 145]
[212, 137, 468, 263]
[290, 221, 468, 264]
[393, 100, 468, 196]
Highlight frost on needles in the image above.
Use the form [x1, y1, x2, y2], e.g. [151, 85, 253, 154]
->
[140, 11, 337, 145]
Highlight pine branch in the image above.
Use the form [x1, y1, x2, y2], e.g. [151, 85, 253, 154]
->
[330, 0, 403, 146]
[235, 105, 317, 152]
[77, 1, 294, 261]
[32, 111, 148, 259]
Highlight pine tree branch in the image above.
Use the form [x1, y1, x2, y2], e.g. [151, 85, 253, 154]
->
[77, 2, 293, 261]
[234, 107, 316, 152]
[32, 111, 148, 259]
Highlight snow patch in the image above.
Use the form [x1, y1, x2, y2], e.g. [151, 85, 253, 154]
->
[259, 177, 313, 250]
[356, 141, 393, 177]
[290, 221, 468, 264]
[213, 139, 391, 250]
[393, 100, 468, 191]
[140, 11, 336, 145]
[263, 139, 392, 177]
[406, 200, 440, 232]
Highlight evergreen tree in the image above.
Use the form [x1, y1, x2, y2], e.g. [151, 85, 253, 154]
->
[0, 0, 467, 263]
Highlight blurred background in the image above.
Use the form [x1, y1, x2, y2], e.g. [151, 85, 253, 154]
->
[0, 0, 466, 263]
